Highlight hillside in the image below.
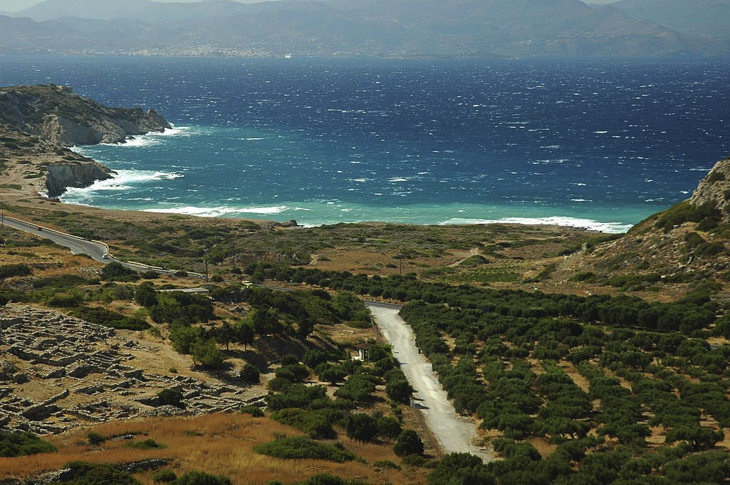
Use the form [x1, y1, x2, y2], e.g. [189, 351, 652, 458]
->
[554, 155, 730, 300]
[2, 0, 729, 57]
[615, 0, 730, 39]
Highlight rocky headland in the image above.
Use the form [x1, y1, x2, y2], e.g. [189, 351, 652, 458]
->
[0, 85, 170, 146]
[0, 84, 170, 197]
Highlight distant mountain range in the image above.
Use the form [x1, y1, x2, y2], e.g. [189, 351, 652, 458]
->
[1, 0, 729, 58]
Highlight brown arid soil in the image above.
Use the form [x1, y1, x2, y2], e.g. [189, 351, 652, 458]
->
[0, 413, 428, 484]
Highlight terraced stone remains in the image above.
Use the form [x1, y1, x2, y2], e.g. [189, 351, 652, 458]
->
[0, 305, 263, 434]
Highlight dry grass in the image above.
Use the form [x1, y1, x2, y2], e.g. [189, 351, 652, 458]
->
[0, 414, 428, 484]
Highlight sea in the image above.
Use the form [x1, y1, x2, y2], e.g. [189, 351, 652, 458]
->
[1, 56, 729, 232]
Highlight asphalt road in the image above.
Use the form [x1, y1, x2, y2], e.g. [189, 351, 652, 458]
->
[2, 216, 109, 260]
[367, 303, 493, 462]
[2, 216, 202, 277]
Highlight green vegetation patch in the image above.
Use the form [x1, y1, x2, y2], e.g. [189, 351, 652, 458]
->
[0, 263, 31, 280]
[0, 431, 57, 457]
[253, 436, 355, 463]
[71, 306, 150, 331]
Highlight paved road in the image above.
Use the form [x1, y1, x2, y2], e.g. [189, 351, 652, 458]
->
[2, 216, 109, 260]
[2, 216, 202, 277]
[367, 303, 493, 462]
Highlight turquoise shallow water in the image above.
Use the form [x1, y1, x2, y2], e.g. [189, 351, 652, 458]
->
[1, 56, 728, 232]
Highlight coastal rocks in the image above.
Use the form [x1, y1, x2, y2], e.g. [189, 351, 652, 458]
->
[0, 304, 266, 435]
[40, 109, 169, 146]
[45, 160, 114, 197]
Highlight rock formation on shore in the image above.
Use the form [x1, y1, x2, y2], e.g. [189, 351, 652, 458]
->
[44, 159, 114, 198]
[0, 84, 171, 196]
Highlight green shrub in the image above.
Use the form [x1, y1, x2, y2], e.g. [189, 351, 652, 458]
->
[32, 274, 90, 288]
[174, 471, 232, 485]
[127, 439, 164, 450]
[428, 453, 493, 485]
[240, 405, 265, 418]
[385, 377, 413, 404]
[698, 217, 719, 231]
[71, 306, 150, 331]
[345, 413, 377, 441]
[152, 469, 177, 483]
[655, 201, 721, 233]
[156, 388, 184, 408]
[271, 409, 335, 439]
[694, 241, 725, 258]
[376, 416, 402, 440]
[87, 432, 106, 446]
[373, 460, 401, 470]
[61, 461, 141, 485]
[47, 294, 81, 308]
[393, 430, 424, 457]
[240, 364, 261, 383]
[294, 474, 370, 485]
[0, 431, 57, 457]
[191, 338, 227, 369]
[0, 263, 31, 279]
[101, 262, 140, 282]
[254, 436, 355, 463]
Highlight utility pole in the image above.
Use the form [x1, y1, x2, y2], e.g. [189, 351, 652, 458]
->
[204, 257, 209, 282]
[399, 245, 403, 276]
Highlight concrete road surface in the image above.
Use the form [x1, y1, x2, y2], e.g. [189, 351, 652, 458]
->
[367, 303, 493, 462]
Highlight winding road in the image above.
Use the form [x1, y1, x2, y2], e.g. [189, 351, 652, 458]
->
[4, 214, 489, 460]
[1, 215, 202, 277]
[367, 302, 492, 462]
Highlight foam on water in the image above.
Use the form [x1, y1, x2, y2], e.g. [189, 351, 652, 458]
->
[61, 169, 183, 202]
[143, 205, 289, 217]
[439, 217, 633, 234]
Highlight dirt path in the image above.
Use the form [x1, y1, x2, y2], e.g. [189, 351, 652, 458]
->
[448, 247, 481, 268]
[367, 304, 493, 462]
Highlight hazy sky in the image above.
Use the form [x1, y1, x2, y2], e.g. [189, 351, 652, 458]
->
[0, 0, 617, 13]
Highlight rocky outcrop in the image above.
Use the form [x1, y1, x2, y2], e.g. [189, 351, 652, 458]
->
[689, 156, 730, 221]
[0, 84, 172, 196]
[0, 84, 171, 147]
[45, 160, 115, 197]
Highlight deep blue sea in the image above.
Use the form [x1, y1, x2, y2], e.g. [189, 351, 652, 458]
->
[1, 56, 729, 232]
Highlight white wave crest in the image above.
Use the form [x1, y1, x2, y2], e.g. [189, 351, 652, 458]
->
[61, 170, 183, 199]
[439, 216, 633, 234]
[143, 205, 289, 217]
[110, 126, 191, 148]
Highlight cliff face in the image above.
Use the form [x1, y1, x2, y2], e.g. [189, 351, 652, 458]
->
[0, 84, 171, 197]
[45, 160, 114, 198]
[0, 84, 171, 146]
